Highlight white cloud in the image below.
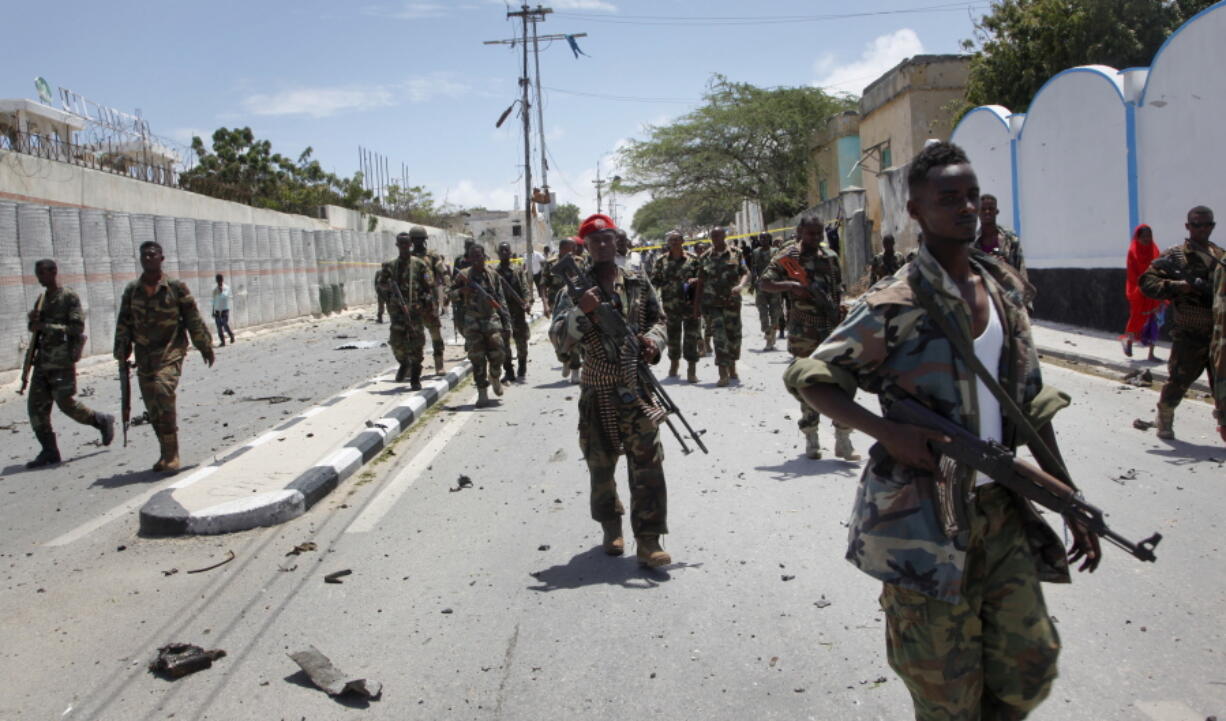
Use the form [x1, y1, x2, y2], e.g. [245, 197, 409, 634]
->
[167, 127, 210, 144]
[445, 179, 518, 211]
[241, 74, 469, 118]
[813, 28, 924, 96]
[550, 0, 617, 10]
[363, 2, 449, 19]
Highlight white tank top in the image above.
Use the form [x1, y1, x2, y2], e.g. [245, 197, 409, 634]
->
[972, 294, 1004, 487]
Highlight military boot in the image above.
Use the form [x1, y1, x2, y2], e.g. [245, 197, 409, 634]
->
[729, 361, 739, 381]
[491, 371, 504, 397]
[601, 519, 625, 556]
[765, 334, 775, 351]
[517, 357, 527, 381]
[717, 365, 730, 387]
[395, 361, 409, 382]
[636, 535, 671, 567]
[804, 428, 822, 459]
[27, 430, 61, 469]
[158, 434, 181, 473]
[476, 386, 492, 409]
[686, 361, 699, 384]
[502, 359, 516, 384]
[668, 359, 680, 378]
[561, 365, 571, 380]
[1155, 403, 1175, 440]
[834, 427, 861, 461]
[434, 353, 445, 376]
[95, 412, 116, 447]
[410, 364, 422, 391]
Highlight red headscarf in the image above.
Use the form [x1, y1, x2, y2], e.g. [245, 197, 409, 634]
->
[1125, 224, 1159, 301]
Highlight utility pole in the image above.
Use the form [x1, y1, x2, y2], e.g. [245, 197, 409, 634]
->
[484, 8, 586, 255]
[593, 163, 606, 214]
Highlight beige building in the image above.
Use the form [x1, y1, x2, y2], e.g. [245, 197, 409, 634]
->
[807, 110, 863, 206]
[855, 54, 970, 250]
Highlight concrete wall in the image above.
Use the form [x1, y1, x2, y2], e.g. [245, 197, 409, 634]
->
[949, 2, 1226, 331]
[949, 106, 1016, 233]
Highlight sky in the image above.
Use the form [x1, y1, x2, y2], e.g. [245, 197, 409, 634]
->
[3, 0, 988, 229]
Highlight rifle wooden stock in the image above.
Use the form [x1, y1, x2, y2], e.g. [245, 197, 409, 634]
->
[120, 361, 132, 447]
[18, 293, 45, 395]
[882, 395, 1160, 563]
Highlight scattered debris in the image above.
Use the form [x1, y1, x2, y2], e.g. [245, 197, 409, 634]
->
[131, 411, 150, 426]
[279, 564, 298, 573]
[335, 340, 384, 350]
[116, 545, 127, 552]
[441, 608, 453, 614]
[1114, 469, 1137, 485]
[288, 646, 382, 700]
[537, 544, 550, 551]
[242, 395, 292, 404]
[549, 449, 566, 462]
[781, 574, 795, 582]
[286, 542, 317, 556]
[813, 596, 832, 608]
[449, 475, 474, 493]
[1122, 369, 1153, 387]
[221, 388, 235, 396]
[769, 656, 779, 667]
[149, 643, 226, 679]
[162, 568, 179, 577]
[324, 569, 352, 584]
[365, 420, 391, 430]
[78, 385, 95, 397]
[1132, 418, 1155, 431]
[187, 550, 235, 574]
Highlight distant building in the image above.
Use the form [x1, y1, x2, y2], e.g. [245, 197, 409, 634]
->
[460, 209, 551, 256]
[807, 110, 862, 205]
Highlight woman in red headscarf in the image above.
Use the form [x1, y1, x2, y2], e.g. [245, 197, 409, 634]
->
[1121, 224, 1162, 359]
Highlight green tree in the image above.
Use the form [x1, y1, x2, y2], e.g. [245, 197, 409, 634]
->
[618, 75, 856, 224]
[549, 202, 580, 240]
[965, 0, 1218, 112]
[630, 195, 727, 241]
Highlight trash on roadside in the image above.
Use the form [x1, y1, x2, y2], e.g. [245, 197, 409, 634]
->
[221, 388, 235, 396]
[324, 569, 352, 584]
[288, 645, 382, 699]
[149, 643, 227, 679]
[242, 395, 292, 404]
[162, 568, 179, 577]
[449, 475, 473, 493]
[1122, 369, 1153, 387]
[286, 542, 317, 557]
[814, 595, 832, 608]
[335, 340, 384, 350]
[187, 550, 235, 574]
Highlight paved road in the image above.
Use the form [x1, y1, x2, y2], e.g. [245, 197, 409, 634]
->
[1, 301, 1221, 720]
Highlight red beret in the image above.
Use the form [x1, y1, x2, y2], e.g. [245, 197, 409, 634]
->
[578, 213, 617, 240]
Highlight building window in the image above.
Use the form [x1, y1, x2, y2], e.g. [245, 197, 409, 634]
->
[881, 147, 892, 170]
[819, 180, 828, 201]
[512, 224, 522, 237]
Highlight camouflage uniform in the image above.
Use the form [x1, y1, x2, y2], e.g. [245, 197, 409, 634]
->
[542, 254, 582, 373]
[751, 245, 782, 338]
[373, 267, 387, 322]
[649, 251, 700, 363]
[114, 276, 212, 444]
[1139, 239, 1225, 430]
[697, 247, 747, 369]
[869, 250, 904, 284]
[378, 255, 435, 375]
[414, 247, 450, 364]
[761, 241, 844, 433]
[551, 267, 669, 537]
[495, 259, 534, 376]
[1211, 262, 1226, 427]
[27, 287, 110, 447]
[976, 227, 1027, 280]
[449, 264, 507, 389]
[785, 245, 1072, 720]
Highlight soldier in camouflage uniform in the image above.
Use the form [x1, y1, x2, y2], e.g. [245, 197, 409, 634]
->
[694, 226, 748, 386]
[649, 230, 701, 382]
[409, 226, 450, 375]
[1211, 258, 1226, 442]
[544, 237, 583, 381]
[450, 245, 508, 408]
[495, 241, 533, 382]
[23, 259, 115, 468]
[869, 234, 904, 283]
[975, 194, 1032, 308]
[378, 232, 436, 390]
[114, 241, 214, 473]
[786, 142, 1100, 721]
[373, 267, 387, 324]
[551, 213, 672, 567]
[1139, 205, 1225, 439]
[751, 232, 783, 351]
[760, 214, 858, 460]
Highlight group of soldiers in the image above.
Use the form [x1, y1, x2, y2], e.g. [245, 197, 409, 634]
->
[373, 226, 535, 408]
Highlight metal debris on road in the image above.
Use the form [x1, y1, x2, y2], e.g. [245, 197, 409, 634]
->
[814, 596, 832, 608]
[242, 395, 292, 404]
[186, 550, 235, 574]
[449, 475, 474, 492]
[162, 568, 179, 577]
[286, 542, 317, 556]
[288, 646, 382, 700]
[324, 569, 352, 584]
[335, 340, 385, 350]
[781, 574, 795, 581]
[149, 643, 226, 679]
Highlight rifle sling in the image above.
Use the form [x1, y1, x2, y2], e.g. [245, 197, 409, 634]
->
[907, 274, 1073, 486]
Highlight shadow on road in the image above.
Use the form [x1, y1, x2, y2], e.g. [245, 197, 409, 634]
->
[533, 380, 574, 390]
[1146, 438, 1225, 464]
[91, 463, 198, 489]
[754, 456, 860, 481]
[527, 547, 698, 591]
[282, 671, 374, 708]
[0, 449, 110, 479]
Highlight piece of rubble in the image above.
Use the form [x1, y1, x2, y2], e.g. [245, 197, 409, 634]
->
[187, 550, 235, 574]
[149, 643, 226, 679]
[324, 569, 352, 584]
[449, 475, 474, 493]
[288, 646, 382, 699]
[1132, 418, 1155, 431]
[286, 542, 317, 556]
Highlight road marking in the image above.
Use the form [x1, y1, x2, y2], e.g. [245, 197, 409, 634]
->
[346, 393, 479, 534]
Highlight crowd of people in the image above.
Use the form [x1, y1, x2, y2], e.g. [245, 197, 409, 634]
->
[15, 139, 1226, 721]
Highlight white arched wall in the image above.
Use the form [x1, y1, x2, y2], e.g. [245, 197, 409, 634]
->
[1017, 66, 1130, 270]
[951, 105, 1016, 233]
[1138, 1, 1226, 248]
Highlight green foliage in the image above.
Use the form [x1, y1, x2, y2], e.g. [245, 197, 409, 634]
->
[965, 0, 1219, 112]
[618, 74, 856, 227]
[631, 195, 728, 241]
[549, 202, 580, 240]
[380, 183, 449, 226]
[180, 127, 372, 216]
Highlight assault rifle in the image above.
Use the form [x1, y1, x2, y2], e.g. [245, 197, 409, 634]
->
[873, 392, 1161, 563]
[776, 255, 838, 317]
[551, 254, 708, 455]
[18, 293, 45, 395]
[457, 267, 510, 327]
[120, 360, 133, 446]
